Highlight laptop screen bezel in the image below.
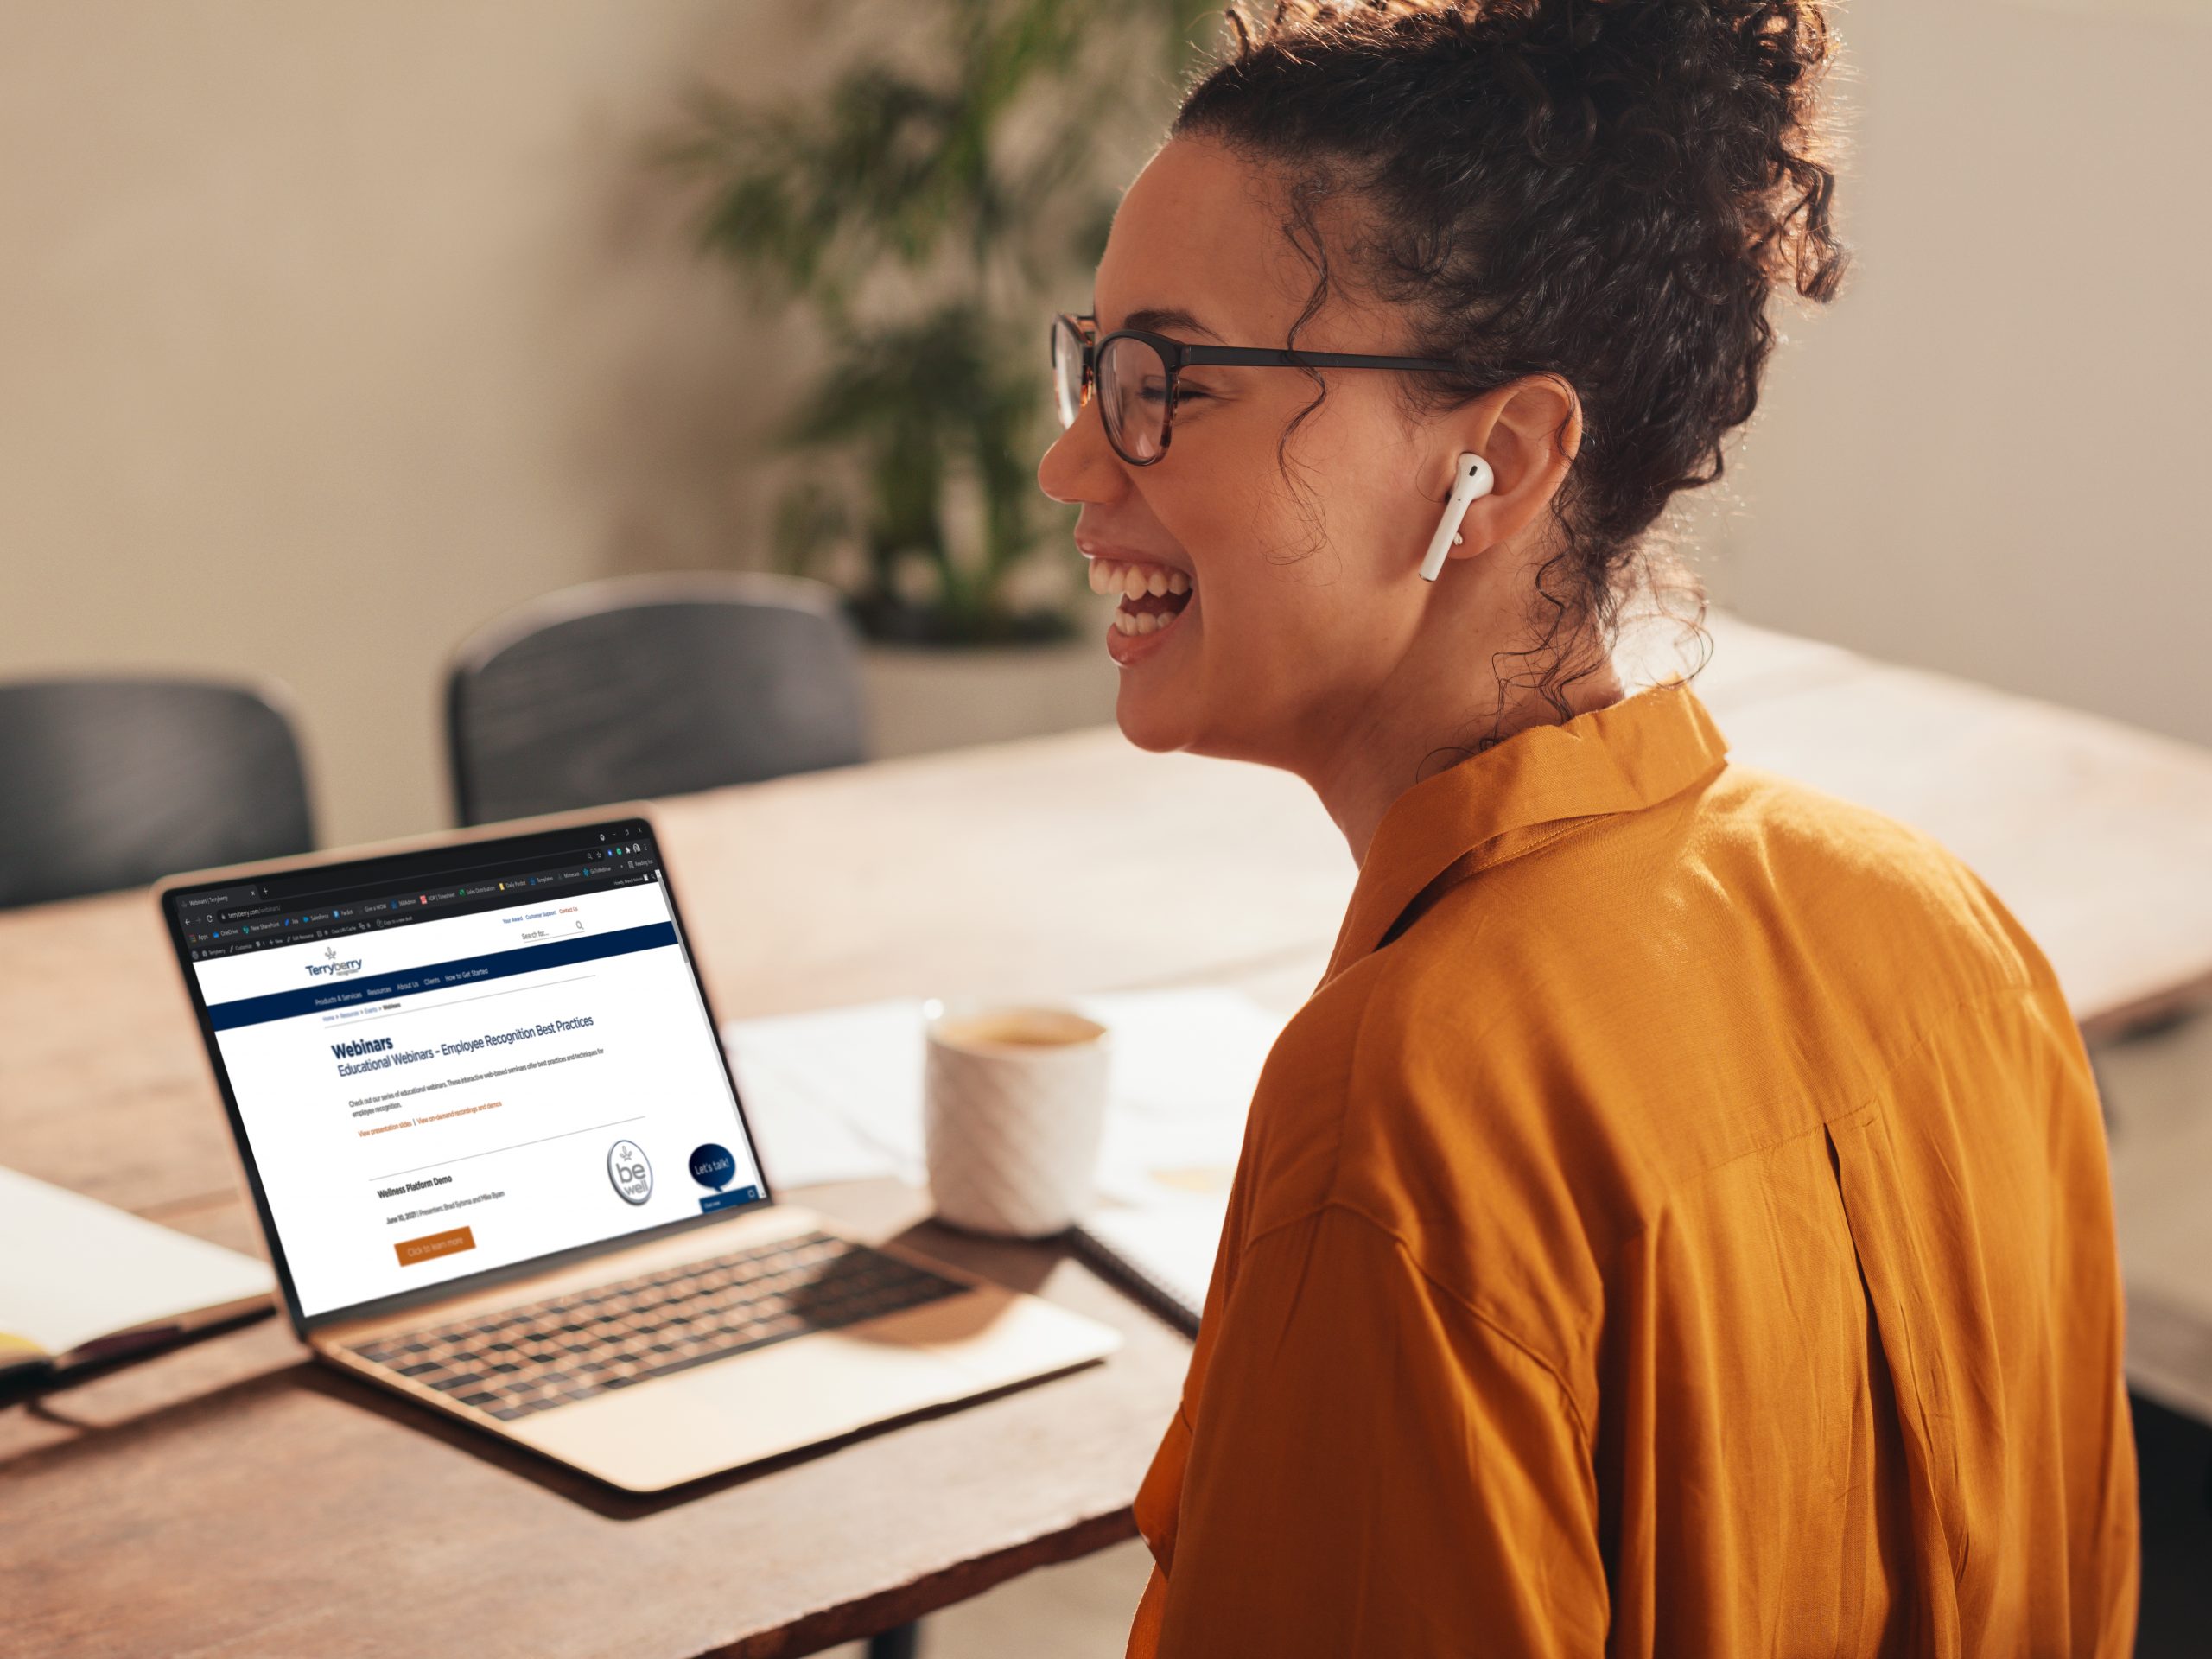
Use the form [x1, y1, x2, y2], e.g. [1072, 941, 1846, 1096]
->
[156, 809, 779, 1339]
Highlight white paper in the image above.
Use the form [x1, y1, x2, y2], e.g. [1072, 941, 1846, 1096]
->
[723, 999, 930, 1189]
[1073, 988, 1277, 1205]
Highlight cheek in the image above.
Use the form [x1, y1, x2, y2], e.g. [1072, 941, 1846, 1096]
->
[1201, 540, 1398, 686]
[1135, 460, 1288, 588]
[1211, 486, 1418, 695]
[1139, 391, 1419, 655]
[1163, 442, 1339, 574]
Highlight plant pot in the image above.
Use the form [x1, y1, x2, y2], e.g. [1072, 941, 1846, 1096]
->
[861, 626, 1122, 759]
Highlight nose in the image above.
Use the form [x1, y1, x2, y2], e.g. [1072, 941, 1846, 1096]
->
[1037, 396, 1123, 508]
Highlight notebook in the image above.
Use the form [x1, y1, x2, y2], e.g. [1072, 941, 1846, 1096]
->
[0, 1166, 276, 1381]
[1069, 1186, 1230, 1338]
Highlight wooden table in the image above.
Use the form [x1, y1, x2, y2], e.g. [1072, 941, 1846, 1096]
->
[6, 609, 2212, 1656]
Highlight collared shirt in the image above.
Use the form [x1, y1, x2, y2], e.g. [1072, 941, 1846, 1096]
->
[1125, 675, 2138, 1657]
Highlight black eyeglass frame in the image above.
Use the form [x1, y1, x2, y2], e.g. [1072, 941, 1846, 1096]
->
[1052, 310, 1480, 467]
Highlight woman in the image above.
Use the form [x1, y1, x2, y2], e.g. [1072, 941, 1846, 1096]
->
[1036, 3, 2138, 1655]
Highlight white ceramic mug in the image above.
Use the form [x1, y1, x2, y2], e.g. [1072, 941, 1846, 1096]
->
[921, 999, 1111, 1237]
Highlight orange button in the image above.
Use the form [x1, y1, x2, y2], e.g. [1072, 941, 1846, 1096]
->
[394, 1225, 476, 1268]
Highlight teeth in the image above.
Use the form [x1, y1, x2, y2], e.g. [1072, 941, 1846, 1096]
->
[1109, 607, 1182, 638]
[1087, 556, 1193, 601]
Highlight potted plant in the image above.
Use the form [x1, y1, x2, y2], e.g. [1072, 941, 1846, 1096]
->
[666, 0, 1211, 753]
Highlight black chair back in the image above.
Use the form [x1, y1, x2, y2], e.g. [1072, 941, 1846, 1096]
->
[447, 573, 869, 826]
[0, 677, 315, 908]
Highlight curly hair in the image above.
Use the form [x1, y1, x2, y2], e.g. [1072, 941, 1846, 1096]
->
[1172, 0, 1848, 755]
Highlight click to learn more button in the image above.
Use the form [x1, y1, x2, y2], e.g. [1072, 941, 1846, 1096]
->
[394, 1225, 477, 1268]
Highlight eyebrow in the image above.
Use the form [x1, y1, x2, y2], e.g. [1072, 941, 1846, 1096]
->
[1116, 305, 1224, 341]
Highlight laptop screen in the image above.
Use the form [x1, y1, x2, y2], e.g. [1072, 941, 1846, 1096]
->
[162, 817, 770, 1326]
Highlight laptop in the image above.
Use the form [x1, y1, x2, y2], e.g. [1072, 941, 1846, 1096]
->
[156, 805, 1119, 1491]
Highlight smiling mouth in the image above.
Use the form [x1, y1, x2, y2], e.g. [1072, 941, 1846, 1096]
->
[1088, 557, 1194, 638]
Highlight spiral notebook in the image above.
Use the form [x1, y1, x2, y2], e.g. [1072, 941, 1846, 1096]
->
[1069, 1185, 1231, 1338]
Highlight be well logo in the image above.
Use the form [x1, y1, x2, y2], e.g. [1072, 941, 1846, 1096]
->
[306, 944, 363, 979]
[607, 1140, 652, 1205]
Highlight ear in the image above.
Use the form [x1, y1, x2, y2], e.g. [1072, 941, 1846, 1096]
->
[1433, 374, 1582, 566]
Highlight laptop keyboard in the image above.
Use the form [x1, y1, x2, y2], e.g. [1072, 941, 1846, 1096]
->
[341, 1230, 965, 1422]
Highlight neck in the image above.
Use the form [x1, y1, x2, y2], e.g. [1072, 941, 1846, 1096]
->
[1299, 566, 1627, 865]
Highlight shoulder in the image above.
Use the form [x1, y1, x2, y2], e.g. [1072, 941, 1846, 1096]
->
[1367, 760, 2061, 1118]
[1223, 945, 1617, 1383]
[1228, 938, 1607, 1345]
[1344, 758, 2051, 1058]
[1698, 760, 2065, 1001]
[1433, 757, 2059, 1015]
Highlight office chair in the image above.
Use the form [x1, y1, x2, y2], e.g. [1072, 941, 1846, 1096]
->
[445, 572, 869, 826]
[0, 676, 315, 908]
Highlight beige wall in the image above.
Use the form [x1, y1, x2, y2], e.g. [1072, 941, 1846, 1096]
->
[0, 2, 836, 846]
[2, 1, 2206, 850]
[1701, 1, 2212, 747]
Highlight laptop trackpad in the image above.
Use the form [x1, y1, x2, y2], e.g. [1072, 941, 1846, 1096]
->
[506, 1288, 1083, 1491]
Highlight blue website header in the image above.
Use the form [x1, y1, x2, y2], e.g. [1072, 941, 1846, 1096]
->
[204, 923, 679, 1032]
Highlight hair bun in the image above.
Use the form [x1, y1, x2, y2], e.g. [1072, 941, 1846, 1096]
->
[1549, 0, 1845, 299]
[1214, 0, 1846, 302]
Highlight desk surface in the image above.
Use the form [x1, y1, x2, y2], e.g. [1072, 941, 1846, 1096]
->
[6, 610, 2212, 1656]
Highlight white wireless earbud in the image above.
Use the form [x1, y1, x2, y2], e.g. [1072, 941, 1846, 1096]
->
[1418, 452, 1496, 582]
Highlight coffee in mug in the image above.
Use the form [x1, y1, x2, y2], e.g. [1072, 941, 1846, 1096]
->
[921, 1000, 1111, 1237]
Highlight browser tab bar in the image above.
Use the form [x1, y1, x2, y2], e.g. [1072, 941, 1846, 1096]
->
[179, 885, 257, 912]
[169, 818, 668, 964]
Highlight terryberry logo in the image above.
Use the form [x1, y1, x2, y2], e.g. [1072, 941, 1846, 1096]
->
[306, 944, 363, 979]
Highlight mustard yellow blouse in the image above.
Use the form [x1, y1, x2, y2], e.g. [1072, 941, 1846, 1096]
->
[1127, 676, 2138, 1656]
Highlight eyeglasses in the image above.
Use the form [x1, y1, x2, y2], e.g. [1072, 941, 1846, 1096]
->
[1050, 311, 1478, 467]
